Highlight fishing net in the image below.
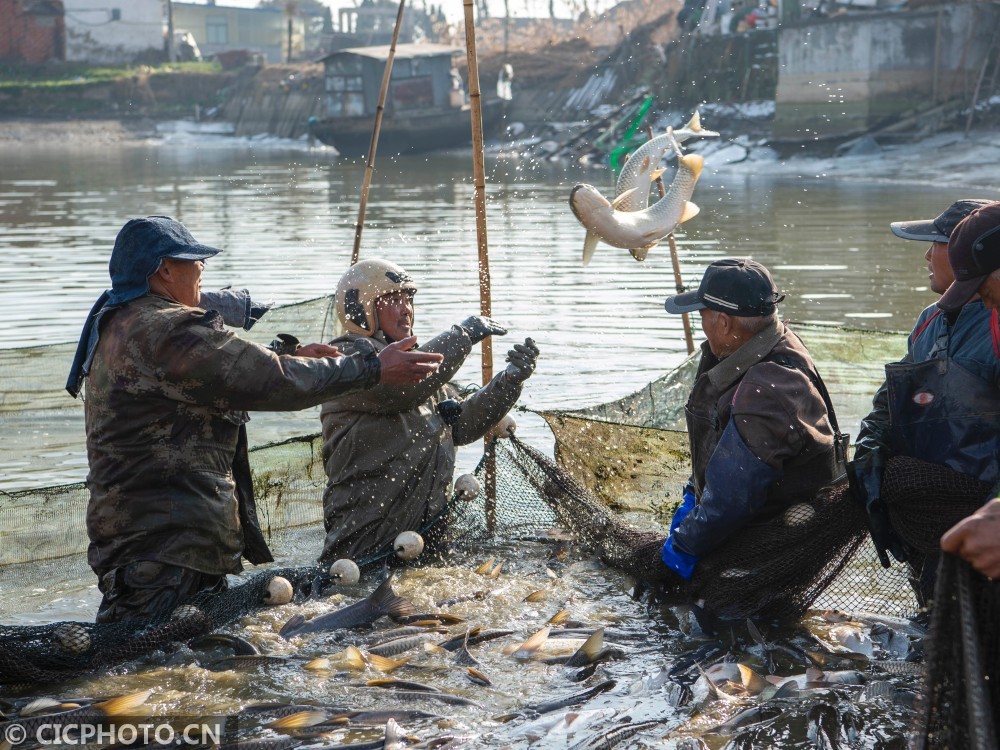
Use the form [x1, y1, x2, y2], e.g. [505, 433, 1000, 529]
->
[883, 455, 992, 554]
[0, 566, 326, 687]
[0, 317, 922, 685]
[912, 554, 1000, 750]
[443, 435, 917, 622]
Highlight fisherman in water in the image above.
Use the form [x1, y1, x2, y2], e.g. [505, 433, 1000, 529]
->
[318, 259, 539, 565]
[658, 259, 846, 581]
[850, 199, 1000, 607]
[68, 217, 443, 623]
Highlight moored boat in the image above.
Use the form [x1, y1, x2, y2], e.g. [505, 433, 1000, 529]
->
[314, 43, 504, 156]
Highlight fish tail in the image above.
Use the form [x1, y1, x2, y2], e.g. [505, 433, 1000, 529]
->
[278, 613, 306, 639]
[369, 577, 417, 621]
[95, 689, 152, 716]
[582, 231, 600, 265]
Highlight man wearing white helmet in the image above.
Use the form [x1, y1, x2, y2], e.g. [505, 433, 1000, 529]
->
[319, 258, 539, 563]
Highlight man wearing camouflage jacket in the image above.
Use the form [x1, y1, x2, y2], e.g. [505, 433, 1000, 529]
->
[68, 217, 442, 623]
[319, 259, 539, 564]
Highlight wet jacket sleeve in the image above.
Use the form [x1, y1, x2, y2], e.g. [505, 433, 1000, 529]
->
[451, 372, 523, 445]
[330, 327, 474, 414]
[155, 310, 379, 411]
[671, 419, 780, 557]
[854, 351, 912, 462]
[200, 288, 270, 330]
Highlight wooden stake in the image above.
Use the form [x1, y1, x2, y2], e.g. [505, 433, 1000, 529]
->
[462, 0, 493, 384]
[351, 0, 407, 265]
[647, 126, 695, 355]
[463, 0, 497, 534]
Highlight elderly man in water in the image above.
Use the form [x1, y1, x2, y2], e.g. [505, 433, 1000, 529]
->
[69, 217, 443, 623]
[850, 199, 1000, 607]
[318, 258, 539, 566]
[657, 258, 847, 580]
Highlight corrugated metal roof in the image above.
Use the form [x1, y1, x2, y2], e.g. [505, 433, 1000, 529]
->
[320, 43, 461, 62]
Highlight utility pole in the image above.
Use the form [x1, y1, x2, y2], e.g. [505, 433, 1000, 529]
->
[166, 0, 176, 62]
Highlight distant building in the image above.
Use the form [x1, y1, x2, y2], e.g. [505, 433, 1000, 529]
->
[63, 0, 163, 64]
[171, 2, 305, 64]
[0, 0, 65, 63]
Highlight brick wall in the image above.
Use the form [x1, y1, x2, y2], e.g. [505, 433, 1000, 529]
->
[0, 0, 66, 63]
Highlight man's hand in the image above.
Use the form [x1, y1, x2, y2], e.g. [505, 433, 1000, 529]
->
[377, 336, 443, 384]
[459, 316, 508, 344]
[941, 497, 1000, 579]
[503, 338, 539, 384]
[294, 343, 342, 359]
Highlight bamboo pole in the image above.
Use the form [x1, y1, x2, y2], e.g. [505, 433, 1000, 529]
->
[350, 0, 407, 265]
[646, 126, 695, 355]
[463, 0, 497, 532]
[462, 0, 493, 384]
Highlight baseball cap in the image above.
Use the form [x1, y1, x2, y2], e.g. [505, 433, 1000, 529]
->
[107, 216, 222, 305]
[890, 199, 993, 243]
[664, 258, 785, 317]
[937, 202, 1000, 312]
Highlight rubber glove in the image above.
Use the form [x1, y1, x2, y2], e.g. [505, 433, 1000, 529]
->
[670, 484, 697, 534]
[504, 338, 539, 383]
[459, 316, 508, 344]
[661, 535, 698, 580]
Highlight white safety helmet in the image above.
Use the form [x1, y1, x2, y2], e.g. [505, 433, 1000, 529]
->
[335, 259, 417, 337]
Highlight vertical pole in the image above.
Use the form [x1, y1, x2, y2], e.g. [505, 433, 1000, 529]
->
[463, 0, 497, 532]
[351, 0, 408, 266]
[167, 0, 176, 63]
[647, 126, 695, 355]
[462, 0, 493, 384]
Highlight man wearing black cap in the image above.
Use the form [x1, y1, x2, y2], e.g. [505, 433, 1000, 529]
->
[850, 200, 999, 606]
[69, 216, 443, 623]
[659, 258, 845, 579]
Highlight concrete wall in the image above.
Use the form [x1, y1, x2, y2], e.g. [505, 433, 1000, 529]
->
[172, 3, 305, 64]
[63, 0, 162, 64]
[774, 3, 1000, 140]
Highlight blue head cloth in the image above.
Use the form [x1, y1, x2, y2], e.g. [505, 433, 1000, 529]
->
[66, 216, 222, 397]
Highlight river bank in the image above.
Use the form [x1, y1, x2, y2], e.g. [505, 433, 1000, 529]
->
[2, 114, 999, 193]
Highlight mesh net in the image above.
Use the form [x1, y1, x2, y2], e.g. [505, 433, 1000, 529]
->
[451, 435, 905, 622]
[0, 566, 323, 687]
[913, 555, 1000, 750]
[883, 455, 991, 554]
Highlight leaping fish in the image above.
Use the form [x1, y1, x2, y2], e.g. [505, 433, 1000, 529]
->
[614, 111, 719, 214]
[571, 132, 703, 265]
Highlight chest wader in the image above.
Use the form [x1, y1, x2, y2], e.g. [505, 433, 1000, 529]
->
[885, 357, 1000, 607]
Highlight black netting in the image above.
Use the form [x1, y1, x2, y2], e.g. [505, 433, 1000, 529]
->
[912, 554, 1000, 750]
[883, 455, 992, 553]
[449, 435, 915, 623]
[0, 567, 328, 687]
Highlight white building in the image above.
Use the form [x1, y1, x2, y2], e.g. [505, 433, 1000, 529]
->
[63, 0, 164, 63]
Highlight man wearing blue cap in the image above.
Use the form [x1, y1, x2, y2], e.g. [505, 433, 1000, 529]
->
[659, 258, 846, 580]
[69, 216, 443, 623]
[850, 199, 999, 608]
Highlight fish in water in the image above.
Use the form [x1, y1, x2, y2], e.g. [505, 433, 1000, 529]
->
[0, 691, 151, 750]
[437, 628, 515, 652]
[570, 132, 703, 264]
[614, 110, 719, 214]
[521, 679, 617, 716]
[279, 577, 416, 638]
[568, 719, 663, 750]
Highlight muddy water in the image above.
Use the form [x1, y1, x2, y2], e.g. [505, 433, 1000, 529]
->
[0, 138, 939, 746]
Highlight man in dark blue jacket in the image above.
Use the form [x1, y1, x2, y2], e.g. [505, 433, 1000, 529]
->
[851, 199, 1000, 606]
[659, 259, 845, 579]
